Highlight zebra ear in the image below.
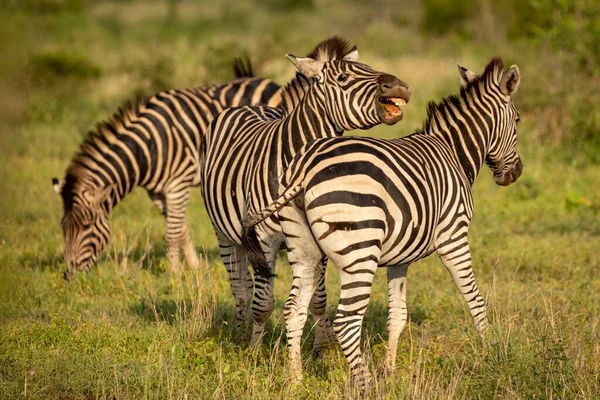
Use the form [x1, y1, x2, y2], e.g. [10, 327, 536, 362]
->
[500, 65, 520, 95]
[457, 64, 478, 88]
[52, 177, 64, 195]
[342, 45, 359, 62]
[286, 54, 324, 80]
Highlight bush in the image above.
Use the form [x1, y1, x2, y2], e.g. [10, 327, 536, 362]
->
[31, 51, 101, 81]
[421, 0, 479, 36]
[510, 0, 600, 75]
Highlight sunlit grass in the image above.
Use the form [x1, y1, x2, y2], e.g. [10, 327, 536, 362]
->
[1, 1, 599, 398]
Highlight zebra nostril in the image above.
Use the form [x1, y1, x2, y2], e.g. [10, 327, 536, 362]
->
[378, 74, 399, 88]
[378, 75, 411, 102]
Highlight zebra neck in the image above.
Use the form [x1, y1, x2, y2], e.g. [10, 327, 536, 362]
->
[426, 99, 493, 186]
[68, 164, 128, 211]
[280, 87, 340, 163]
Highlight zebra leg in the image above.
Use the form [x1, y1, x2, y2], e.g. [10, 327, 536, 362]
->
[249, 248, 276, 347]
[150, 192, 181, 269]
[284, 259, 321, 381]
[438, 241, 488, 336]
[181, 224, 200, 269]
[166, 189, 199, 270]
[218, 239, 253, 329]
[385, 264, 409, 371]
[309, 261, 336, 356]
[151, 190, 198, 272]
[278, 200, 329, 375]
[334, 261, 377, 390]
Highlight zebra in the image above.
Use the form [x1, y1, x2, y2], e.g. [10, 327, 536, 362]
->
[52, 62, 282, 280]
[241, 57, 522, 388]
[200, 36, 411, 348]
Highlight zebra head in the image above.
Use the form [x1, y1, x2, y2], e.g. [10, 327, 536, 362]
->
[459, 59, 523, 186]
[285, 39, 410, 131]
[53, 177, 113, 279]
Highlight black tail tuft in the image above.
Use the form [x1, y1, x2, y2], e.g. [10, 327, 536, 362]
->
[233, 56, 254, 78]
[241, 223, 273, 278]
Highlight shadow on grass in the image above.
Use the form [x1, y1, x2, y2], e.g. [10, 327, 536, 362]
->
[130, 296, 241, 333]
[128, 291, 435, 382]
[30, 242, 223, 278]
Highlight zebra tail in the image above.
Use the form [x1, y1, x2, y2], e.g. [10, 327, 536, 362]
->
[233, 56, 254, 78]
[241, 181, 304, 277]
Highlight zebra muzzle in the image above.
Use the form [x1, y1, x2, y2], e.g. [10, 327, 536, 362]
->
[493, 158, 523, 186]
[378, 96, 406, 125]
[376, 81, 410, 125]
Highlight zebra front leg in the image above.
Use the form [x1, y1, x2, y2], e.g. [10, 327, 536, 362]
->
[150, 192, 183, 270]
[309, 261, 336, 356]
[158, 190, 199, 272]
[181, 223, 200, 269]
[386, 264, 409, 371]
[438, 240, 488, 336]
[334, 260, 377, 390]
[218, 239, 253, 329]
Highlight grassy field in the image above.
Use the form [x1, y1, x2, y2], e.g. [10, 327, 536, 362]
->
[1, 0, 599, 398]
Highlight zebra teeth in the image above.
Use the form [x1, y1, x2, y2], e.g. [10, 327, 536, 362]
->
[393, 98, 406, 107]
[378, 97, 406, 109]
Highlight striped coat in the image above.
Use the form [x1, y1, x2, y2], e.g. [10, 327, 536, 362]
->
[53, 64, 281, 278]
[242, 58, 522, 388]
[201, 36, 410, 346]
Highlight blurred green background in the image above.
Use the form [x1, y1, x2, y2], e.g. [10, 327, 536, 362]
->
[0, 0, 599, 398]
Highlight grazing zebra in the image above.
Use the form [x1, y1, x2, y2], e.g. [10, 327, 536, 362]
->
[242, 58, 522, 388]
[201, 36, 410, 347]
[52, 63, 282, 279]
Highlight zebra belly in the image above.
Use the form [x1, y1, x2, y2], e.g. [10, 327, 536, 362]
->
[377, 194, 442, 266]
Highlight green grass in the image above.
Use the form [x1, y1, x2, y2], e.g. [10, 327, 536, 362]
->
[1, 1, 599, 398]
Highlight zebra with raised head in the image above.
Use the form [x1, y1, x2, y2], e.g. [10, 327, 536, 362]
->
[52, 63, 282, 279]
[201, 36, 410, 348]
[242, 58, 522, 389]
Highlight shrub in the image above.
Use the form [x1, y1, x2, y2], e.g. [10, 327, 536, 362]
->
[31, 51, 101, 81]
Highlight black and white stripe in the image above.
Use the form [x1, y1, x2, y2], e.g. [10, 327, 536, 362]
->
[242, 58, 522, 388]
[201, 36, 410, 348]
[53, 65, 282, 279]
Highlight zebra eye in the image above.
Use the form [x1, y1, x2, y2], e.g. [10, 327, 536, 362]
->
[337, 73, 349, 82]
[516, 116, 521, 124]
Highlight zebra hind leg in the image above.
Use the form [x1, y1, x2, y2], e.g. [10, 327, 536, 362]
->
[218, 239, 253, 334]
[385, 264, 409, 372]
[309, 260, 336, 356]
[333, 258, 378, 391]
[284, 259, 322, 381]
[278, 199, 329, 377]
[249, 248, 276, 347]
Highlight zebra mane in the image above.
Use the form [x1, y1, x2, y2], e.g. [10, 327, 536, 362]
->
[279, 36, 356, 115]
[419, 57, 505, 135]
[305, 36, 354, 63]
[63, 100, 142, 201]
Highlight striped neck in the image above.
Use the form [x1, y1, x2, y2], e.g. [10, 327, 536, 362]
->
[279, 74, 313, 116]
[279, 82, 341, 164]
[424, 85, 495, 185]
[64, 165, 123, 212]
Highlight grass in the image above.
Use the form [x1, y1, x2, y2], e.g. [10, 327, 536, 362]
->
[1, 0, 599, 398]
